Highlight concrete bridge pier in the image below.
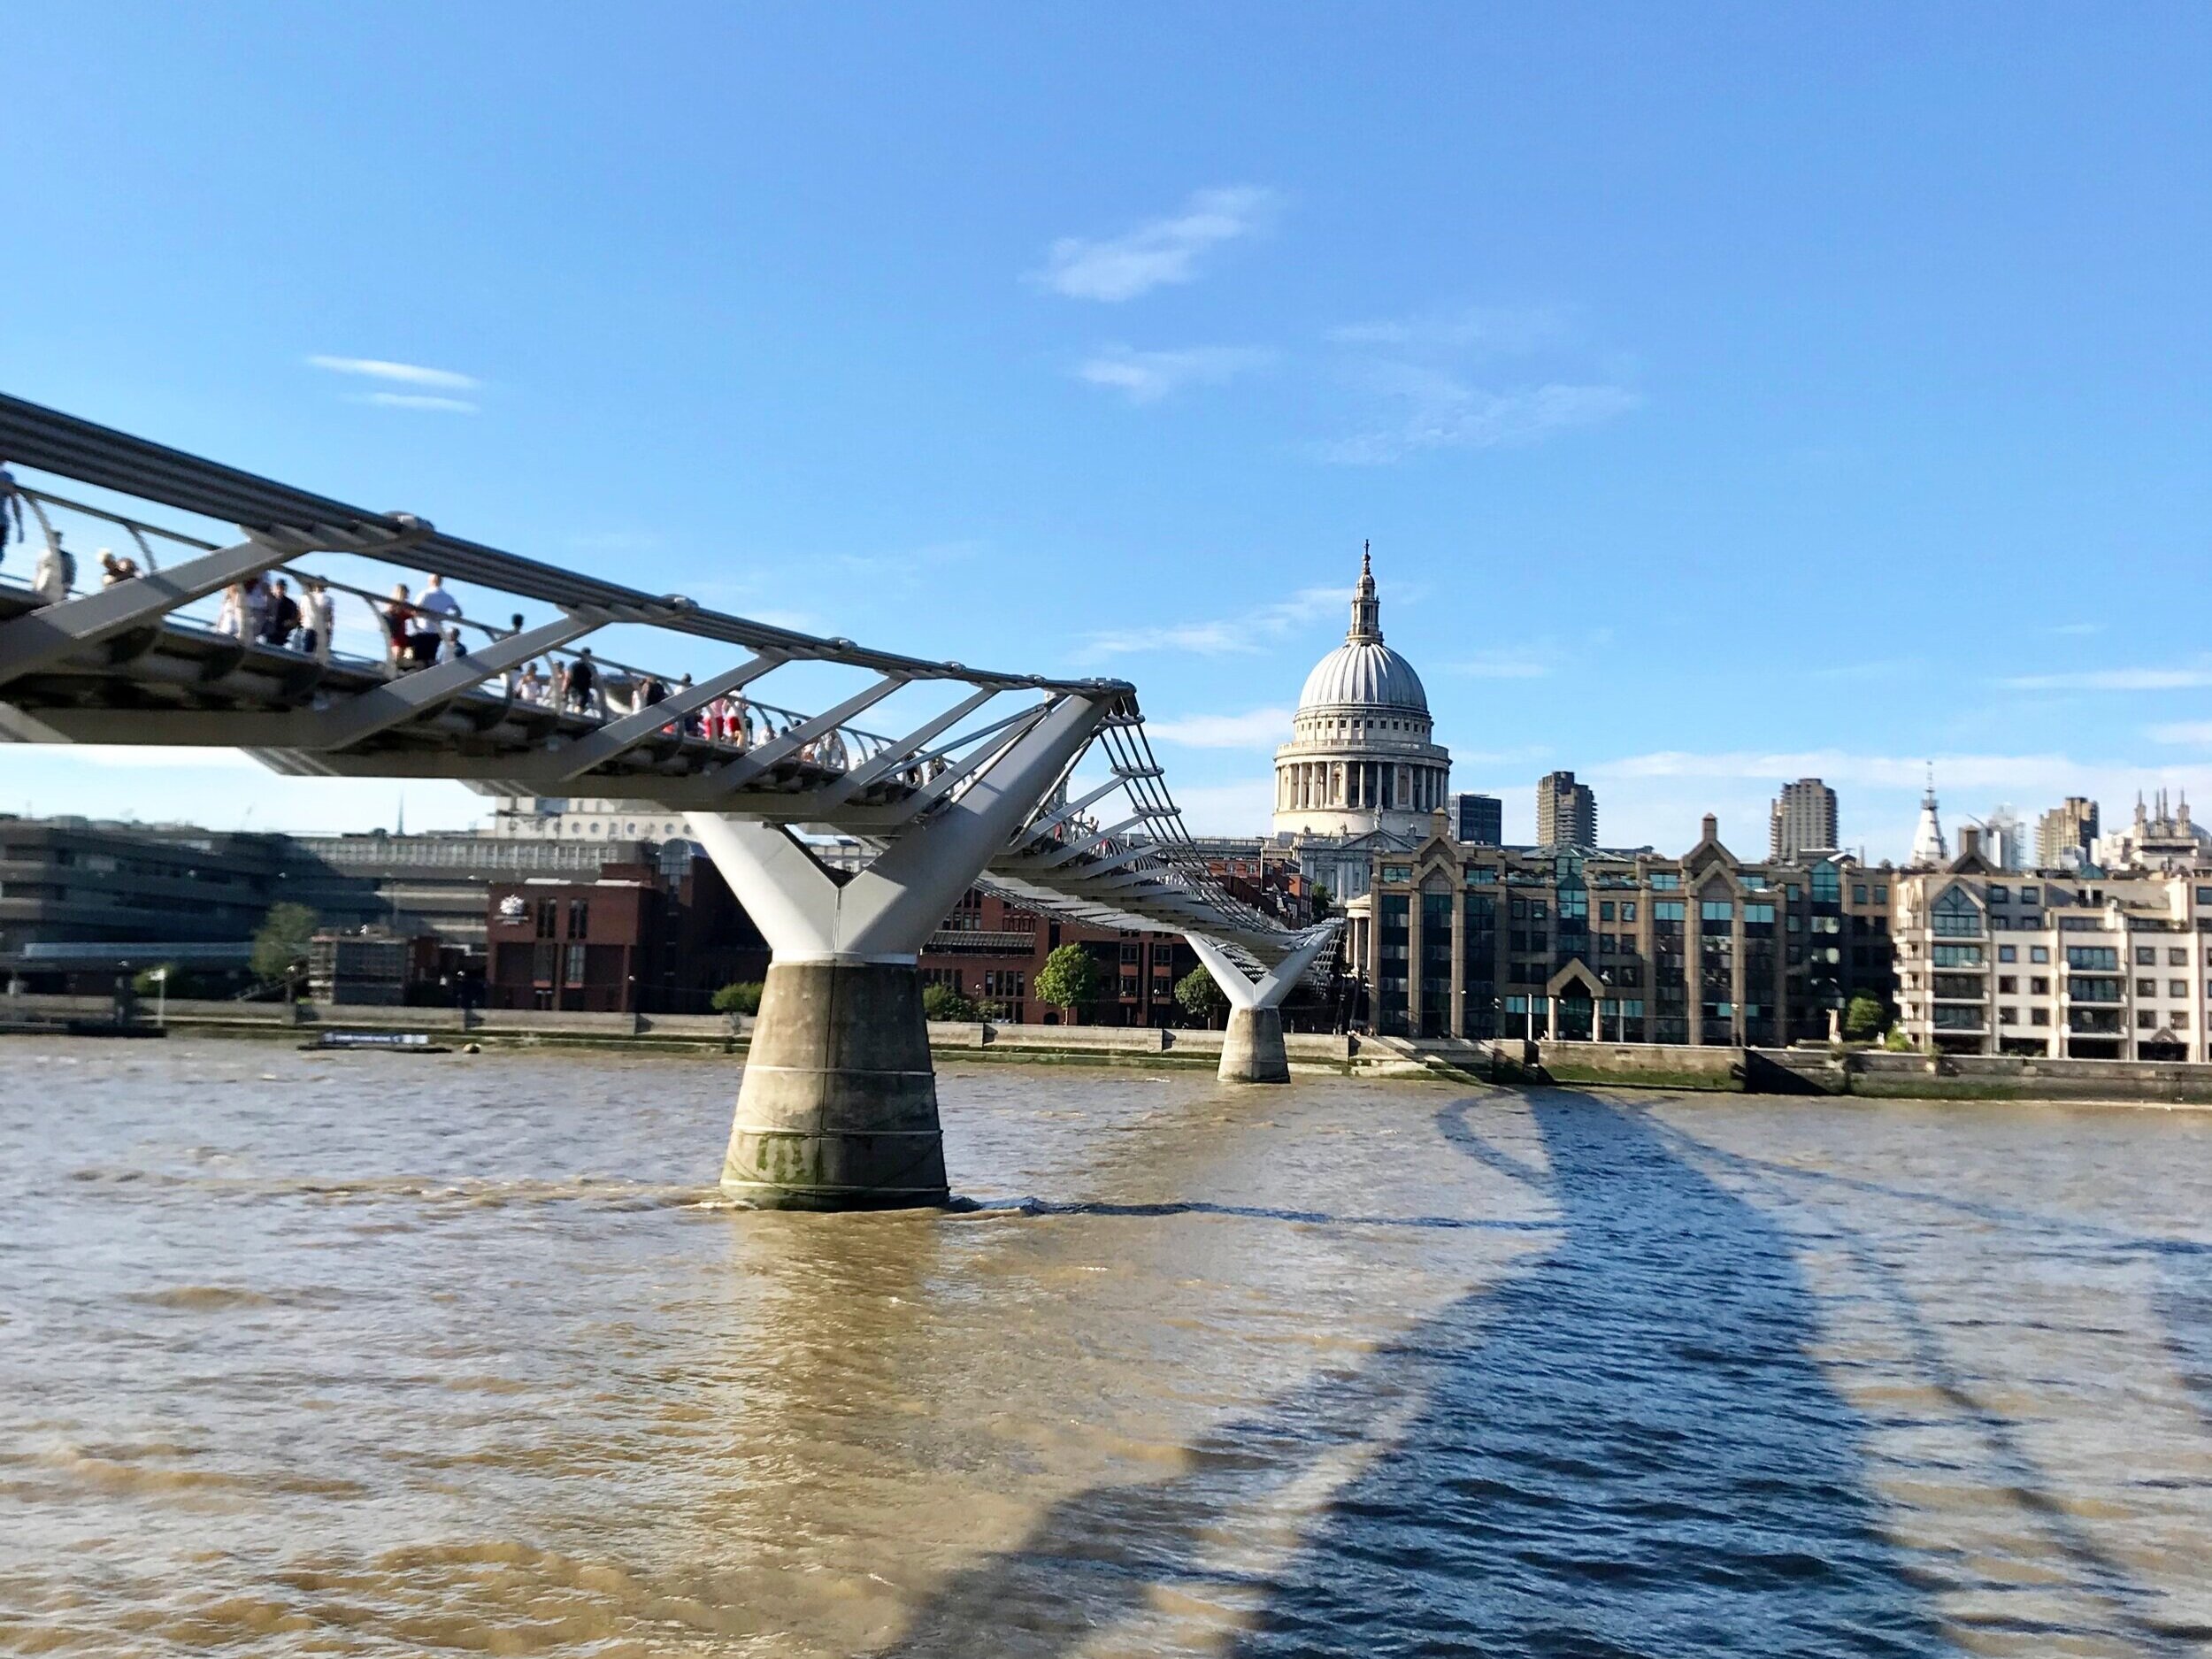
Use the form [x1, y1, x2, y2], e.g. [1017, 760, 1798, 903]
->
[1186, 927, 1340, 1085]
[688, 693, 1109, 1210]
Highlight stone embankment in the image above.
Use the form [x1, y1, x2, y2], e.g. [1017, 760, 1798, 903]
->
[9, 993, 2212, 1104]
[0, 994, 1356, 1071]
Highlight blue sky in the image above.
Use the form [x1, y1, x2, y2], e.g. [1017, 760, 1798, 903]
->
[4, 4, 2208, 856]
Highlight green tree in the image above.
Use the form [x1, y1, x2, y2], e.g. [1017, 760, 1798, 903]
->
[1842, 993, 1886, 1041]
[1310, 884, 1333, 919]
[250, 903, 319, 987]
[1883, 1024, 1916, 1052]
[922, 981, 979, 1022]
[1033, 942, 1103, 1023]
[711, 980, 764, 1016]
[1173, 965, 1229, 1029]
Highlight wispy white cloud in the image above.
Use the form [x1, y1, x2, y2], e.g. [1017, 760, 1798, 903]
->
[1078, 584, 1343, 662]
[1074, 345, 1273, 404]
[830, 540, 986, 581]
[1587, 746, 2208, 798]
[1319, 380, 1640, 465]
[1320, 298, 1638, 465]
[1999, 661, 2212, 692]
[2148, 721, 2212, 746]
[1448, 650, 1552, 680]
[360, 392, 479, 414]
[1033, 187, 1277, 302]
[1327, 304, 1569, 355]
[2048, 621, 2103, 637]
[309, 356, 480, 391]
[1144, 707, 1294, 749]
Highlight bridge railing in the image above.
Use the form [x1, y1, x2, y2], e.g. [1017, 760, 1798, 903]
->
[0, 389, 1322, 961]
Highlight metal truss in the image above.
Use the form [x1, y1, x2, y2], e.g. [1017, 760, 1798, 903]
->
[0, 392, 1322, 963]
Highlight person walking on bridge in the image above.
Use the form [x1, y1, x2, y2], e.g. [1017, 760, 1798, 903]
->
[0, 459, 22, 570]
[416, 573, 461, 626]
[381, 583, 415, 668]
[301, 579, 334, 662]
[31, 531, 73, 606]
[260, 578, 302, 649]
[565, 649, 598, 714]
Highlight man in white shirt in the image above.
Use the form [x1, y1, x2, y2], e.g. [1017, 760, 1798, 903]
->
[416, 573, 462, 623]
[303, 579, 335, 662]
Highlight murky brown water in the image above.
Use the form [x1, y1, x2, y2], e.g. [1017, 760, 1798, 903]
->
[2, 1038, 2208, 1655]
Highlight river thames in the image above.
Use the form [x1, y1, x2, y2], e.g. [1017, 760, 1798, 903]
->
[3, 1039, 2208, 1656]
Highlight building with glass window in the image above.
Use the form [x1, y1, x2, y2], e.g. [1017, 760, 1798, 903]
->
[1344, 814, 1896, 1044]
[1892, 825, 2212, 1059]
[1451, 792, 1502, 846]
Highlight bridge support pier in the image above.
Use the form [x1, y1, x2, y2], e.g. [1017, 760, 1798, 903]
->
[689, 692, 1109, 1210]
[1186, 928, 1340, 1085]
[729, 959, 945, 1209]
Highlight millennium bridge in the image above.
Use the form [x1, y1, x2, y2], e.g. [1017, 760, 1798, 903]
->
[0, 393, 1336, 1208]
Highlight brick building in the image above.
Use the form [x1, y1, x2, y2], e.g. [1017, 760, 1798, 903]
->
[918, 887, 1206, 1027]
[484, 858, 767, 1013]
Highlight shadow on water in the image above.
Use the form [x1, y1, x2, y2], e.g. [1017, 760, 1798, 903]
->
[1640, 1115, 2212, 1653]
[879, 1091, 1952, 1657]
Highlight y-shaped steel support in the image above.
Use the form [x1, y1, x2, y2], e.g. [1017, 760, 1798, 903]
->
[1186, 926, 1340, 1084]
[687, 692, 1110, 1209]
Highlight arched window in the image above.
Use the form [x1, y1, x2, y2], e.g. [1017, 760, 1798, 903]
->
[1932, 885, 1983, 938]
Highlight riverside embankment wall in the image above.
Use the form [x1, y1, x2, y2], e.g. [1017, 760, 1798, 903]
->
[10, 994, 2212, 1102]
[0, 995, 1355, 1071]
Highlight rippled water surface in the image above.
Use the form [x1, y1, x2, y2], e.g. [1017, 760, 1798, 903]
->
[4, 1038, 2210, 1655]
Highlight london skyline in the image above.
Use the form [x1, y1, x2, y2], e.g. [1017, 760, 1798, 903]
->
[4, 6, 2208, 855]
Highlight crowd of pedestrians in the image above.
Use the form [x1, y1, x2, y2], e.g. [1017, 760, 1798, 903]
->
[0, 508, 883, 780]
[213, 572, 336, 659]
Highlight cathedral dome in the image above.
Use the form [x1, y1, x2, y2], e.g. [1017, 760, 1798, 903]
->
[1273, 545, 1450, 842]
[1297, 639, 1428, 712]
[1294, 546, 1427, 713]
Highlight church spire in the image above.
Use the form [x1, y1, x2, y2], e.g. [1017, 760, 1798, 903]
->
[1348, 540, 1382, 643]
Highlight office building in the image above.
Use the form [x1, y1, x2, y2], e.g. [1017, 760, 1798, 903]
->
[1535, 772, 1598, 849]
[1345, 814, 1894, 1045]
[1769, 778, 1839, 862]
[2036, 797, 2100, 871]
[1451, 793, 1503, 846]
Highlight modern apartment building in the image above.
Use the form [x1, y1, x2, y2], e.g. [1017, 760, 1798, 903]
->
[1535, 772, 1598, 849]
[1451, 792, 1503, 846]
[1347, 815, 1894, 1044]
[1893, 826, 2212, 1060]
[1769, 778, 1839, 862]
